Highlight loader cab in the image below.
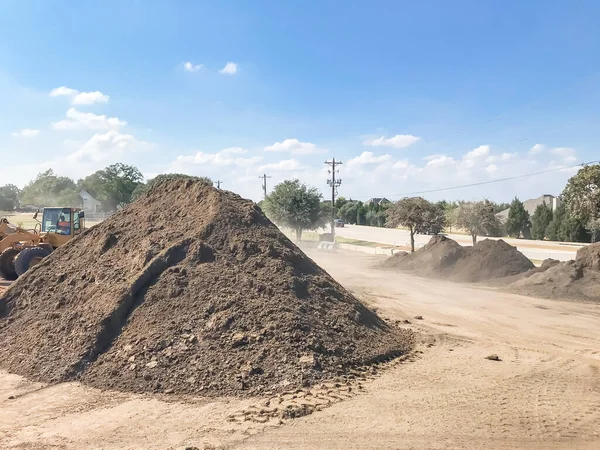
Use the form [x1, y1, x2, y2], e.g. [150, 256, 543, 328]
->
[40, 208, 85, 246]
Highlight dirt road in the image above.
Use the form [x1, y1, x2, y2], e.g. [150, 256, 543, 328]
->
[1, 250, 599, 449]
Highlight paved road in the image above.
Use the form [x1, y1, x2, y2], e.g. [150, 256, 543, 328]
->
[334, 225, 581, 261]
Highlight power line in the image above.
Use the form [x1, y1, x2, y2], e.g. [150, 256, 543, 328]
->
[379, 160, 598, 198]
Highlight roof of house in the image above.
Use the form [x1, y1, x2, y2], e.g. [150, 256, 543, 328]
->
[496, 194, 557, 222]
[79, 190, 99, 202]
[365, 197, 391, 205]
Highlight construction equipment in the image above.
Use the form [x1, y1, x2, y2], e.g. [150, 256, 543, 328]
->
[0, 207, 85, 280]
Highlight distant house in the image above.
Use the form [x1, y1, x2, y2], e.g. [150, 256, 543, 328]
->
[364, 197, 391, 207]
[496, 194, 562, 223]
[79, 190, 101, 213]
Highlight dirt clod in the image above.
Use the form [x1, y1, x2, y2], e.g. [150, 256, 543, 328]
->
[0, 179, 413, 396]
[485, 354, 502, 361]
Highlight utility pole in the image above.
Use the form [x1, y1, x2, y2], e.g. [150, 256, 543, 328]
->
[259, 173, 271, 200]
[325, 158, 342, 240]
[216, 180, 223, 189]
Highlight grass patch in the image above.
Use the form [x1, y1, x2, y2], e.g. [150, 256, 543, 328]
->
[335, 237, 384, 248]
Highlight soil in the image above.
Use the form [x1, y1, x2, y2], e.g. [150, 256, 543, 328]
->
[380, 235, 534, 282]
[4, 249, 599, 449]
[0, 179, 413, 397]
[507, 242, 600, 303]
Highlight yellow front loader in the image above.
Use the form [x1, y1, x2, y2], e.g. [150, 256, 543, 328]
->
[0, 207, 85, 280]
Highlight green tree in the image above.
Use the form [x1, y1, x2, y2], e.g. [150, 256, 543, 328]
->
[20, 169, 79, 207]
[263, 179, 328, 241]
[455, 200, 502, 245]
[505, 197, 531, 238]
[335, 196, 348, 212]
[79, 163, 144, 211]
[419, 202, 447, 235]
[546, 203, 566, 241]
[386, 197, 443, 252]
[443, 201, 459, 232]
[530, 202, 553, 240]
[562, 164, 600, 224]
[0, 184, 20, 211]
[365, 209, 377, 226]
[356, 201, 366, 225]
[491, 201, 511, 214]
[546, 203, 590, 242]
[339, 201, 357, 224]
[586, 218, 600, 243]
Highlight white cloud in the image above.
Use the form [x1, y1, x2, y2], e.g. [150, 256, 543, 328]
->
[464, 145, 490, 160]
[264, 138, 324, 155]
[486, 152, 517, 163]
[50, 86, 109, 105]
[393, 160, 409, 169]
[219, 62, 238, 75]
[67, 130, 152, 163]
[184, 61, 203, 73]
[564, 155, 577, 164]
[259, 159, 302, 171]
[52, 108, 126, 131]
[552, 147, 575, 157]
[363, 134, 420, 149]
[50, 86, 78, 97]
[170, 148, 261, 170]
[530, 143, 545, 154]
[486, 164, 498, 174]
[347, 151, 393, 166]
[72, 91, 110, 105]
[12, 128, 40, 138]
[426, 155, 456, 167]
[220, 147, 248, 155]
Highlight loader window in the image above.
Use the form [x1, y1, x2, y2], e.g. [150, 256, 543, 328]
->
[42, 208, 61, 232]
[56, 209, 71, 235]
[73, 212, 80, 233]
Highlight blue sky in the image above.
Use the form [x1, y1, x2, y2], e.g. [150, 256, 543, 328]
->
[1, 0, 599, 202]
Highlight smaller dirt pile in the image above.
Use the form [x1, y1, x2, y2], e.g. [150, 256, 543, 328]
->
[381, 235, 534, 282]
[509, 243, 600, 302]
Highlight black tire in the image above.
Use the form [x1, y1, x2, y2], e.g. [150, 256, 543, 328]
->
[15, 247, 51, 277]
[38, 243, 54, 254]
[0, 248, 20, 280]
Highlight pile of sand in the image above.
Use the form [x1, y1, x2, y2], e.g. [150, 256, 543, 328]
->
[0, 179, 412, 396]
[508, 243, 600, 302]
[381, 235, 534, 282]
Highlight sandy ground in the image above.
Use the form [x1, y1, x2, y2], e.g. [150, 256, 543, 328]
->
[1, 249, 599, 449]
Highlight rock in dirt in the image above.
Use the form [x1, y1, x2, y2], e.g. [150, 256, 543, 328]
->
[0, 179, 413, 397]
[380, 235, 534, 282]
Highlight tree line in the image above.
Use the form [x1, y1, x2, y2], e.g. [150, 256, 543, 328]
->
[3, 161, 598, 246]
[0, 165, 214, 213]
[261, 163, 600, 249]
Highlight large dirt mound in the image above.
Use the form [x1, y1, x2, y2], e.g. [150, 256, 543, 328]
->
[508, 243, 600, 302]
[0, 180, 412, 396]
[381, 235, 534, 282]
